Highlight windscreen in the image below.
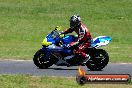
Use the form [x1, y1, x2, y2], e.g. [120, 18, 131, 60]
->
[47, 30, 59, 39]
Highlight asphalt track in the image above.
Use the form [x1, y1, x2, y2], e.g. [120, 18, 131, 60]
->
[0, 60, 132, 77]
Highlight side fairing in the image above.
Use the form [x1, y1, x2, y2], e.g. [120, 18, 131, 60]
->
[47, 45, 73, 54]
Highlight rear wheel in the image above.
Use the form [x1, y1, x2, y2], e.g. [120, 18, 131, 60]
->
[33, 50, 55, 69]
[86, 49, 109, 71]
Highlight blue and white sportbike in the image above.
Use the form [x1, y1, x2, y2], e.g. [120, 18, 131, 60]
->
[33, 27, 112, 71]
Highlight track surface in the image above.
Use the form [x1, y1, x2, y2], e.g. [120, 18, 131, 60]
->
[0, 60, 132, 77]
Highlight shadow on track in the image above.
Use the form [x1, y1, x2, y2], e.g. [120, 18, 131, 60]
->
[50, 67, 78, 70]
[37, 67, 78, 70]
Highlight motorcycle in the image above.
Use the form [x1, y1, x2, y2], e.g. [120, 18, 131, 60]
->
[33, 27, 112, 71]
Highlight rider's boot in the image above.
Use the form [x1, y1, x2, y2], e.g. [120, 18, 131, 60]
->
[83, 54, 91, 64]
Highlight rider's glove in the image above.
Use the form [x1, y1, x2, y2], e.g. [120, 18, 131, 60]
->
[59, 31, 65, 38]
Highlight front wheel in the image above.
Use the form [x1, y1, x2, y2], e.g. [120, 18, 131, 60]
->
[86, 49, 109, 71]
[33, 50, 55, 69]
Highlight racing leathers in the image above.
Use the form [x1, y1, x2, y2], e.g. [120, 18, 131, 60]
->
[62, 23, 92, 60]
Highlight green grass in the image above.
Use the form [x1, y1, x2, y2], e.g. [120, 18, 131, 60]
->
[0, 74, 131, 88]
[0, 0, 132, 62]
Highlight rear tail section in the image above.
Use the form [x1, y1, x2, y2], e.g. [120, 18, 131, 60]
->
[91, 36, 112, 48]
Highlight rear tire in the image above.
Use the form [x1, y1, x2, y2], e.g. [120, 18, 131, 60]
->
[33, 50, 54, 69]
[86, 49, 109, 71]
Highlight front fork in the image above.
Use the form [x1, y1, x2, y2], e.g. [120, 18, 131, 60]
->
[40, 47, 51, 60]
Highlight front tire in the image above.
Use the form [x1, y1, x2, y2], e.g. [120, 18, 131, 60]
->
[86, 49, 109, 71]
[33, 50, 54, 69]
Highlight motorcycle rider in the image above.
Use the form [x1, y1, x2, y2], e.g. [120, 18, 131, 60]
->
[61, 15, 92, 63]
